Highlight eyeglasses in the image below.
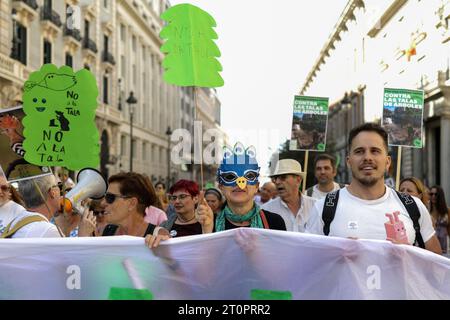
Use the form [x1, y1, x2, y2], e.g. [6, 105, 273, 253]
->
[93, 210, 105, 216]
[219, 171, 259, 184]
[429, 192, 438, 196]
[104, 192, 131, 204]
[168, 194, 192, 201]
[0, 184, 10, 192]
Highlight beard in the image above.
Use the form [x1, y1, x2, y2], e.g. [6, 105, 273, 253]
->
[351, 168, 384, 187]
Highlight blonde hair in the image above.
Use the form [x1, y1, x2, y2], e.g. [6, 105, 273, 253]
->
[400, 177, 429, 206]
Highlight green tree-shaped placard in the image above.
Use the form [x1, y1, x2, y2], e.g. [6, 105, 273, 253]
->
[22, 64, 99, 170]
[160, 4, 224, 87]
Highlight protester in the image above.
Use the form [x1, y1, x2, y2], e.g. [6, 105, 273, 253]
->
[0, 175, 27, 236]
[262, 159, 315, 232]
[102, 172, 169, 239]
[305, 154, 345, 199]
[254, 181, 277, 206]
[145, 179, 212, 248]
[157, 180, 209, 237]
[89, 199, 108, 236]
[428, 185, 450, 253]
[306, 123, 441, 254]
[1, 175, 96, 238]
[399, 177, 429, 207]
[204, 187, 223, 215]
[214, 144, 286, 232]
[155, 181, 170, 212]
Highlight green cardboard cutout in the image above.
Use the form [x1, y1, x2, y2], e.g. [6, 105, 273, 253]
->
[22, 64, 99, 170]
[160, 3, 224, 87]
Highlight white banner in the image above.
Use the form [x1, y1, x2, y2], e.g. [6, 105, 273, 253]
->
[1, 228, 449, 300]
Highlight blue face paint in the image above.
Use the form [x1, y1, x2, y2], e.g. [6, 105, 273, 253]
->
[217, 143, 260, 189]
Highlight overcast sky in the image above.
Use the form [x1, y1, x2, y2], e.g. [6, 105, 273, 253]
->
[169, 0, 348, 176]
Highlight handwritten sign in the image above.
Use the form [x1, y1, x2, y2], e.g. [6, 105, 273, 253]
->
[382, 88, 424, 148]
[289, 96, 329, 151]
[22, 64, 99, 170]
[160, 4, 224, 87]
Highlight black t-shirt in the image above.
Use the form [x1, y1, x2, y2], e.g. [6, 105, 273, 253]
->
[102, 223, 156, 237]
[170, 222, 203, 238]
[224, 210, 286, 231]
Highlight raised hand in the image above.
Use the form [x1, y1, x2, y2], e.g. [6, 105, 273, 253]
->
[195, 191, 214, 234]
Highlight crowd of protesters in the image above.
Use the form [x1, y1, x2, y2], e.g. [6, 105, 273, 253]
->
[0, 124, 449, 255]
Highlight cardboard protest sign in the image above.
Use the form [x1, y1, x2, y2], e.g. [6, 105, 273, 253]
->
[0, 106, 51, 182]
[382, 88, 424, 148]
[289, 96, 329, 151]
[22, 64, 100, 170]
[160, 4, 224, 87]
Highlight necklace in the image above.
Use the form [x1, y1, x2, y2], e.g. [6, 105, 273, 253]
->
[176, 214, 196, 223]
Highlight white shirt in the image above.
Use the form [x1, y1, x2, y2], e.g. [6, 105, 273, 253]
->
[8, 211, 61, 238]
[309, 182, 342, 199]
[306, 186, 435, 245]
[262, 195, 316, 232]
[0, 200, 27, 236]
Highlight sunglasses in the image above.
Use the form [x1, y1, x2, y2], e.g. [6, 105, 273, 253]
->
[0, 185, 10, 192]
[104, 192, 131, 204]
[93, 210, 105, 216]
[429, 192, 438, 196]
[219, 171, 259, 184]
[168, 194, 192, 201]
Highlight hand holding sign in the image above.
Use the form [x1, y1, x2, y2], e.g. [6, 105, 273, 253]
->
[22, 64, 99, 170]
[196, 191, 214, 233]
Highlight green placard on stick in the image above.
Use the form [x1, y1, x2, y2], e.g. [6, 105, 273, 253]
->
[251, 289, 292, 300]
[289, 96, 329, 151]
[22, 64, 100, 170]
[160, 4, 224, 87]
[108, 287, 153, 300]
[382, 88, 424, 148]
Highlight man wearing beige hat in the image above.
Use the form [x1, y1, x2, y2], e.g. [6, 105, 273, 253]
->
[262, 159, 316, 232]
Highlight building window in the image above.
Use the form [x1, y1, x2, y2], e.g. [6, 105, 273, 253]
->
[120, 24, 125, 42]
[104, 35, 109, 52]
[65, 53, 73, 67]
[84, 64, 90, 70]
[104, 0, 108, 9]
[43, 40, 52, 64]
[132, 35, 136, 51]
[44, 0, 52, 11]
[84, 19, 90, 39]
[133, 64, 136, 85]
[11, 22, 27, 65]
[103, 75, 109, 104]
[121, 135, 126, 156]
[120, 55, 125, 78]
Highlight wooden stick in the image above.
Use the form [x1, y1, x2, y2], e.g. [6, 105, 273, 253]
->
[395, 146, 402, 191]
[302, 150, 309, 193]
[193, 86, 204, 189]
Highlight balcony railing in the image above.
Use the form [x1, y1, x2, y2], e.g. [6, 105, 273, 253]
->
[102, 51, 116, 65]
[83, 38, 98, 53]
[63, 26, 82, 42]
[14, 0, 38, 10]
[40, 7, 62, 27]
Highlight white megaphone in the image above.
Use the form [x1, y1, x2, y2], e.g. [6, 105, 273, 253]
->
[60, 168, 107, 215]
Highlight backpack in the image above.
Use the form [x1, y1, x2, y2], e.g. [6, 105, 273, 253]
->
[0, 215, 47, 239]
[321, 189, 425, 248]
[306, 183, 346, 197]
